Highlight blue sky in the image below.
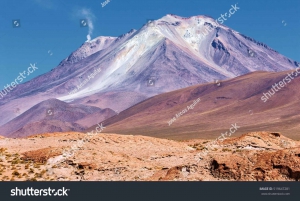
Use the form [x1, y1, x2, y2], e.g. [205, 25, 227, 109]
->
[0, 0, 299, 87]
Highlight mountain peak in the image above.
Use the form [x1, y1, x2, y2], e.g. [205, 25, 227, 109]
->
[160, 14, 217, 23]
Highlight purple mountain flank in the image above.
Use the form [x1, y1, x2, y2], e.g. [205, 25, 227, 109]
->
[0, 99, 116, 137]
[8, 120, 84, 138]
[75, 108, 116, 127]
[88, 70, 300, 140]
[0, 14, 299, 137]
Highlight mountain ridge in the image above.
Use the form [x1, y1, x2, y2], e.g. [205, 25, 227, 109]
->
[0, 14, 298, 136]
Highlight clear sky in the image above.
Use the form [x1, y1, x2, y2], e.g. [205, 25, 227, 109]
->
[0, 0, 299, 88]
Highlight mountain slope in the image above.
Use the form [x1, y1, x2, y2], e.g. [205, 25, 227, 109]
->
[88, 69, 300, 140]
[0, 14, 298, 131]
[0, 99, 116, 137]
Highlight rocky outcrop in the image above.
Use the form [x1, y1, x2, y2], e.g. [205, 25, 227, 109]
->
[211, 148, 300, 181]
[0, 131, 299, 181]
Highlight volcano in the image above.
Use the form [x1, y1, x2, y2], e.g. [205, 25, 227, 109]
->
[0, 14, 298, 137]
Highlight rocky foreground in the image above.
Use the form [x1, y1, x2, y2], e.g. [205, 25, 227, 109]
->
[0, 131, 299, 181]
